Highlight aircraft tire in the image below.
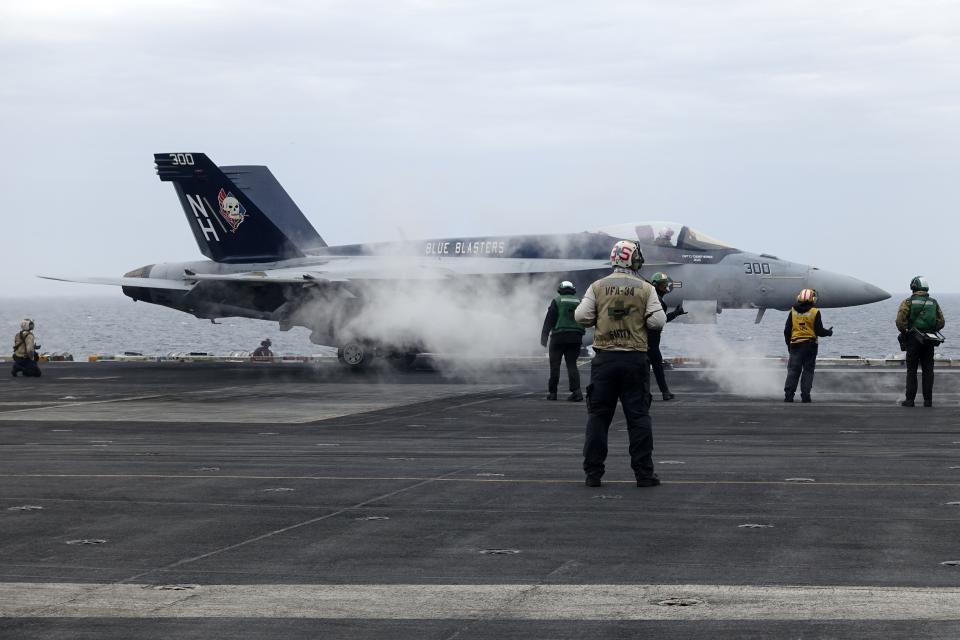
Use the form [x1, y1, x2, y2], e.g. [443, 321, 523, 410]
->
[337, 342, 375, 368]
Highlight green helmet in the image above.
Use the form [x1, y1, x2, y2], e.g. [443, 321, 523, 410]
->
[650, 272, 673, 291]
[910, 276, 929, 292]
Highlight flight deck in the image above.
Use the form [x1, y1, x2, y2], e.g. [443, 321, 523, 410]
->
[1, 360, 959, 639]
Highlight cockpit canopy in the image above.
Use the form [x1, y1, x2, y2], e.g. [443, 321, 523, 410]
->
[594, 221, 734, 252]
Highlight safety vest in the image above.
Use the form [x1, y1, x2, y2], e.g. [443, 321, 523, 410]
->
[13, 331, 34, 358]
[590, 273, 655, 351]
[908, 295, 940, 332]
[553, 294, 585, 335]
[790, 307, 819, 344]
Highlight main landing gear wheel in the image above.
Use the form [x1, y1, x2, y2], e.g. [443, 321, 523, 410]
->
[337, 342, 375, 368]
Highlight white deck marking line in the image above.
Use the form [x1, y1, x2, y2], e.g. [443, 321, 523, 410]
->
[1, 474, 958, 487]
[0, 393, 169, 415]
[0, 388, 229, 416]
[3, 583, 960, 619]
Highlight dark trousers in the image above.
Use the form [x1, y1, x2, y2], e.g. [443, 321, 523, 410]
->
[784, 341, 817, 399]
[548, 341, 581, 393]
[583, 351, 654, 480]
[11, 356, 41, 377]
[905, 335, 935, 403]
[647, 329, 669, 393]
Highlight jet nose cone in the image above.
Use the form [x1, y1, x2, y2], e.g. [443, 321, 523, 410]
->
[808, 269, 890, 307]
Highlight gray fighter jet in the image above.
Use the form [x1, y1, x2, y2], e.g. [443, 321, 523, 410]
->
[43, 152, 889, 366]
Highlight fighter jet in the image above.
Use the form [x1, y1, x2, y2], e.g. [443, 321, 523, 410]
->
[43, 152, 889, 366]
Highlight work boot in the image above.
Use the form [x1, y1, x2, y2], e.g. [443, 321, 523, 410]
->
[784, 395, 794, 403]
[567, 390, 583, 402]
[900, 399, 915, 407]
[585, 477, 602, 487]
[801, 396, 811, 403]
[546, 392, 557, 401]
[636, 475, 661, 488]
[662, 392, 675, 401]
[924, 400, 933, 407]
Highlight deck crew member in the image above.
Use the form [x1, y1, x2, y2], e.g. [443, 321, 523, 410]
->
[11, 319, 41, 378]
[541, 281, 585, 401]
[252, 339, 274, 360]
[575, 240, 666, 488]
[896, 277, 945, 407]
[647, 272, 687, 400]
[783, 289, 832, 403]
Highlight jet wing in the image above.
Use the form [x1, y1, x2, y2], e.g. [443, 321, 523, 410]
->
[184, 256, 620, 284]
[38, 275, 194, 291]
[41, 255, 676, 288]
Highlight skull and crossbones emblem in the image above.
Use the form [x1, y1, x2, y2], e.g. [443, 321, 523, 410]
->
[217, 188, 247, 232]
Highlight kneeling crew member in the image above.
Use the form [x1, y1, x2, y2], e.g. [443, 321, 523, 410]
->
[648, 272, 687, 400]
[783, 288, 832, 403]
[576, 240, 666, 488]
[896, 276, 945, 407]
[541, 280, 585, 401]
[11, 319, 41, 378]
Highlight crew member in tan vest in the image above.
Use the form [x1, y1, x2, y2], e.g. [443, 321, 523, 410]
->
[11, 318, 42, 378]
[575, 239, 666, 488]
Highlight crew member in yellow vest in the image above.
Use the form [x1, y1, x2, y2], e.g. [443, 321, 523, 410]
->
[783, 288, 833, 403]
[541, 280, 585, 401]
[575, 239, 666, 488]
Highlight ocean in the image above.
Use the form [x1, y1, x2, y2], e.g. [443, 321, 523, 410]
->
[2, 293, 957, 360]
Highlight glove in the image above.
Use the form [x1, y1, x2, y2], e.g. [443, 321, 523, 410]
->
[677, 304, 688, 316]
[541, 338, 548, 348]
[825, 327, 834, 337]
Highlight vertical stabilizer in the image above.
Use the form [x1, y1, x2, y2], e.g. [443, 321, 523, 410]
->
[155, 152, 305, 263]
[220, 165, 326, 251]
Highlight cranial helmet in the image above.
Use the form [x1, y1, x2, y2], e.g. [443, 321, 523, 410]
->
[610, 240, 644, 271]
[910, 276, 929, 292]
[557, 280, 576, 294]
[19, 319, 34, 331]
[650, 272, 673, 290]
[796, 288, 817, 304]
[261, 339, 272, 347]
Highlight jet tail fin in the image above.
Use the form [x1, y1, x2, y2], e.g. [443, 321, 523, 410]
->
[220, 165, 327, 251]
[155, 152, 307, 263]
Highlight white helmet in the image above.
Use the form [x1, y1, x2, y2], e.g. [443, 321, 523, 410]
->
[20, 319, 34, 331]
[610, 240, 644, 271]
[557, 280, 576, 294]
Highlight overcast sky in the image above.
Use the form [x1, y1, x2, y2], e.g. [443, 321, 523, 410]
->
[2, 0, 958, 299]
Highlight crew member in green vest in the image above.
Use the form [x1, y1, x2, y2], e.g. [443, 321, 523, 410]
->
[783, 288, 833, 403]
[575, 240, 666, 488]
[541, 280, 586, 401]
[896, 276, 945, 407]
